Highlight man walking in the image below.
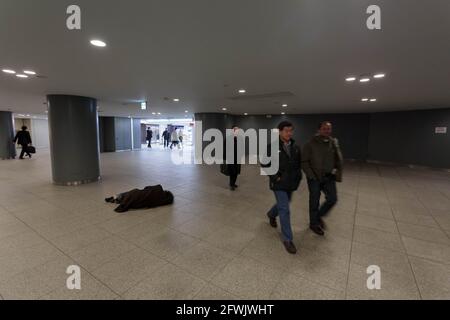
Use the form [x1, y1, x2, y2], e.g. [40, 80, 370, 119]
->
[162, 128, 170, 148]
[146, 128, 153, 148]
[13, 126, 32, 159]
[264, 121, 302, 254]
[302, 121, 343, 236]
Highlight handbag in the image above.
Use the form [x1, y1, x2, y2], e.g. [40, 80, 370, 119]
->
[27, 145, 36, 154]
[220, 163, 229, 176]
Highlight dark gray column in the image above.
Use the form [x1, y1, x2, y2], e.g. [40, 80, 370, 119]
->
[47, 95, 100, 185]
[0, 111, 16, 160]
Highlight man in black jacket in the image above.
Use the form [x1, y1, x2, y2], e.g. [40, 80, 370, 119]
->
[263, 121, 302, 254]
[146, 128, 153, 148]
[13, 126, 32, 159]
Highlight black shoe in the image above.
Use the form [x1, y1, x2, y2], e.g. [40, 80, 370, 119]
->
[105, 197, 115, 203]
[230, 186, 235, 191]
[319, 218, 326, 230]
[310, 225, 325, 236]
[267, 212, 277, 228]
[232, 184, 238, 188]
[283, 241, 297, 254]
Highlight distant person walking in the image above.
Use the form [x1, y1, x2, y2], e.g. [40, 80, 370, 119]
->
[13, 126, 32, 159]
[146, 128, 153, 148]
[178, 130, 183, 148]
[223, 126, 242, 191]
[263, 121, 302, 254]
[302, 121, 343, 236]
[170, 129, 180, 149]
[162, 128, 170, 148]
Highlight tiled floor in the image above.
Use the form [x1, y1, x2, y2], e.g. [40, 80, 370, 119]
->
[0, 147, 449, 300]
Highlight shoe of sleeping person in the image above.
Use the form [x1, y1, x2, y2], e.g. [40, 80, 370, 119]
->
[105, 197, 115, 203]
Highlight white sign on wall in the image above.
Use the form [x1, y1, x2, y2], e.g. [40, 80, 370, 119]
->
[435, 127, 447, 134]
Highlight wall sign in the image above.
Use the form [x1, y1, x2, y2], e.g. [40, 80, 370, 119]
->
[435, 127, 447, 134]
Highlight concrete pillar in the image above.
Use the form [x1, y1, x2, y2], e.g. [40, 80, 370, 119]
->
[47, 95, 100, 185]
[0, 111, 16, 160]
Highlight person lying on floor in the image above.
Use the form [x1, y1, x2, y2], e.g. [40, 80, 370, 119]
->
[105, 184, 174, 213]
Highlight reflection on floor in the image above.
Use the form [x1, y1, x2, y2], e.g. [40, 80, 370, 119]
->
[0, 148, 449, 300]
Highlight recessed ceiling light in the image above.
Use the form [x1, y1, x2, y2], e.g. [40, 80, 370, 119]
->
[345, 77, 357, 82]
[222, 107, 227, 111]
[16, 74, 28, 78]
[23, 70, 36, 75]
[141, 102, 147, 110]
[157, 112, 161, 115]
[282, 104, 288, 107]
[185, 110, 188, 113]
[26, 114, 30, 117]
[2, 69, 16, 74]
[90, 40, 107, 47]
[373, 73, 385, 79]
[238, 89, 246, 94]
[360, 77, 371, 83]
[152, 112, 156, 115]
[173, 98, 180, 102]
[370, 98, 377, 102]
[244, 113, 248, 115]
[281, 112, 286, 115]
[361, 98, 369, 102]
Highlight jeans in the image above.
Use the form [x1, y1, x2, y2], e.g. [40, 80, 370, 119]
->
[268, 191, 293, 242]
[307, 175, 338, 226]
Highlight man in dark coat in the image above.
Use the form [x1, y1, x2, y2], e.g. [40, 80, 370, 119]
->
[223, 126, 242, 191]
[262, 121, 302, 254]
[302, 121, 343, 236]
[105, 185, 174, 213]
[13, 126, 32, 159]
[162, 128, 170, 148]
[146, 128, 153, 148]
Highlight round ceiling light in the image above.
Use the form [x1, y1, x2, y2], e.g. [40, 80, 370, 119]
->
[90, 40, 107, 47]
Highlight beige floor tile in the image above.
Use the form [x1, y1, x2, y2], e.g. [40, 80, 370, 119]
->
[350, 242, 412, 277]
[211, 256, 284, 299]
[397, 222, 450, 245]
[193, 284, 239, 300]
[409, 256, 450, 299]
[355, 214, 398, 234]
[271, 273, 345, 300]
[204, 225, 256, 254]
[91, 248, 168, 294]
[0, 256, 75, 300]
[68, 236, 137, 271]
[172, 242, 235, 280]
[353, 226, 405, 252]
[401, 236, 450, 264]
[122, 264, 206, 300]
[346, 263, 420, 300]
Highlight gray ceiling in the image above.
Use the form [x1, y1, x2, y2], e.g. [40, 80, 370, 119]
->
[1, 0, 450, 118]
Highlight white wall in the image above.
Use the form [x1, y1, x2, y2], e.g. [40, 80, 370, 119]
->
[30, 118, 49, 149]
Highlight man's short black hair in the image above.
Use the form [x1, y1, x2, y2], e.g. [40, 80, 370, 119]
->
[21, 126, 27, 130]
[278, 121, 293, 131]
[318, 121, 332, 129]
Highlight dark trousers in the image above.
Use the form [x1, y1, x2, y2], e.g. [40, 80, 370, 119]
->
[229, 174, 238, 187]
[164, 139, 169, 148]
[19, 144, 31, 158]
[307, 175, 338, 226]
[268, 191, 293, 241]
[147, 140, 152, 148]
